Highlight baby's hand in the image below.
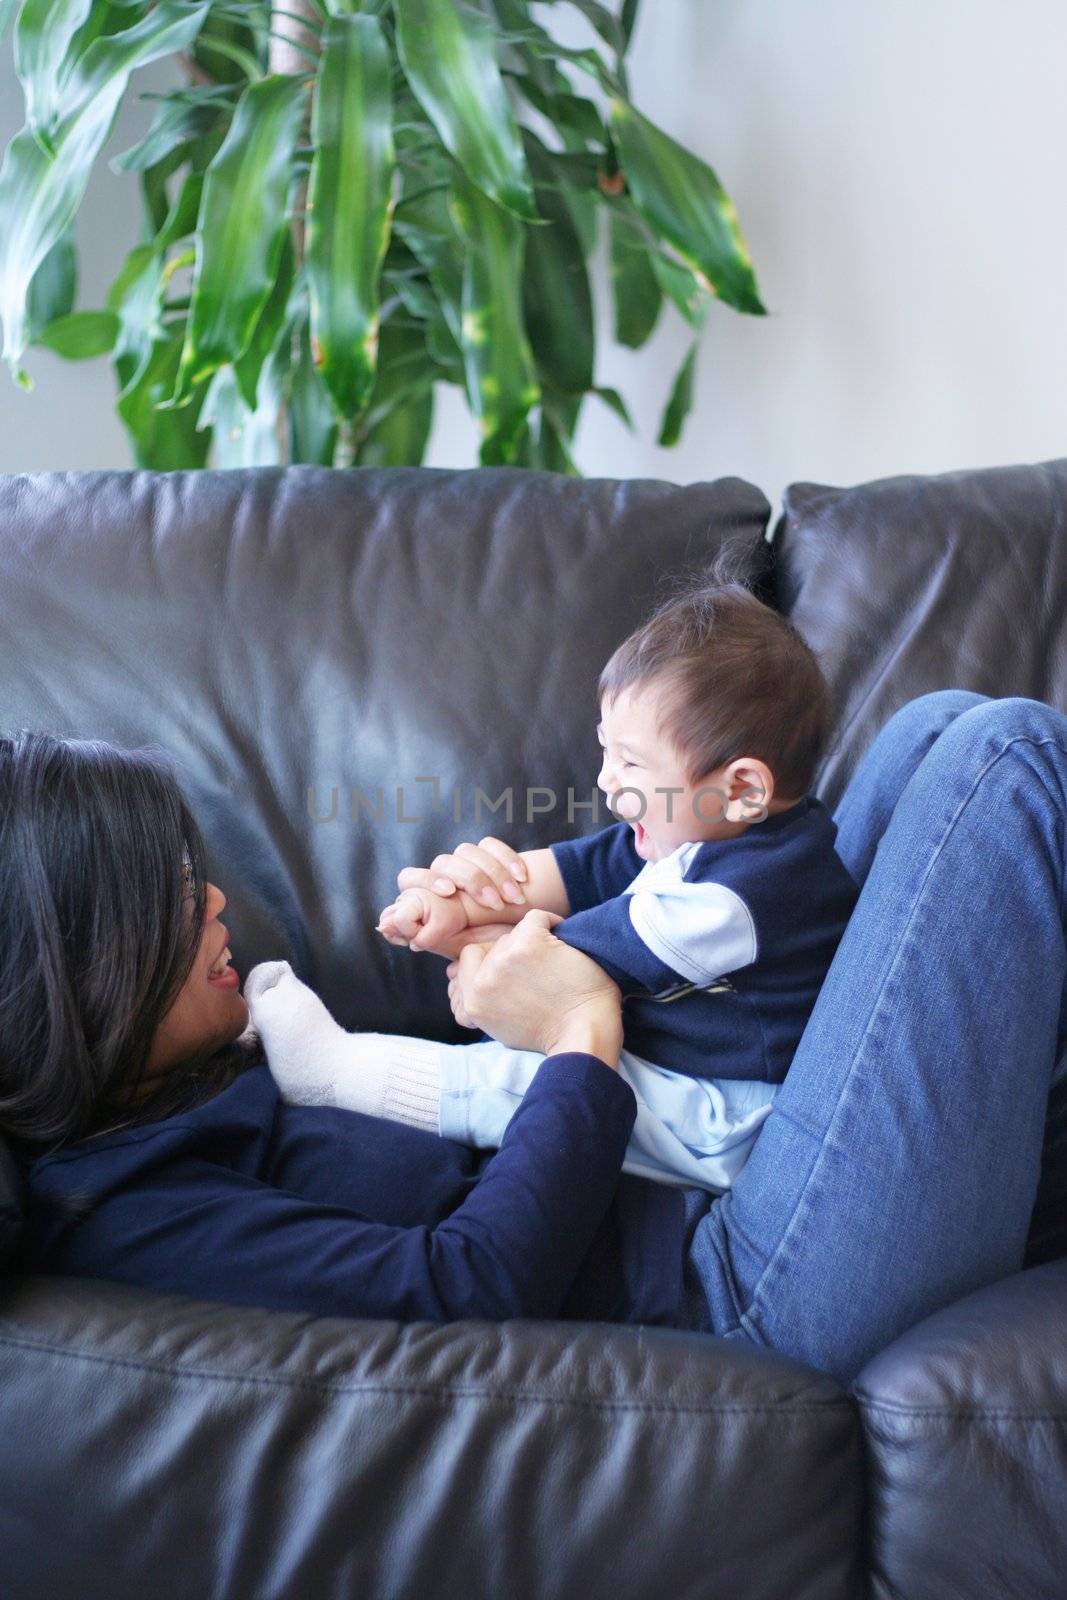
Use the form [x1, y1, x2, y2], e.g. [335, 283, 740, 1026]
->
[376, 886, 469, 954]
[397, 836, 527, 913]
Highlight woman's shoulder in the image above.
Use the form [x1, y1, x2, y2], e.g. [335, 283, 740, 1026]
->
[27, 1060, 280, 1183]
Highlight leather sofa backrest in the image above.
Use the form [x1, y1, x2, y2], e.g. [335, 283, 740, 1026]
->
[0, 464, 772, 1267]
[772, 457, 1067, 813]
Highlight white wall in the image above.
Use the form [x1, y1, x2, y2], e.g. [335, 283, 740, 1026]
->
[3, 1, 1066, 514]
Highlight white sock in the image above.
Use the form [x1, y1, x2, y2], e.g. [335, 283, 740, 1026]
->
[243, 960, 441, 1133]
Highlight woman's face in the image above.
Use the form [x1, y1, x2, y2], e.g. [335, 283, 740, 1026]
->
[144, 879, 249, 1088]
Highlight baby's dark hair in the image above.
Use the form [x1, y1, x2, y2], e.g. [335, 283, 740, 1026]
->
[597, 544, 836, 801]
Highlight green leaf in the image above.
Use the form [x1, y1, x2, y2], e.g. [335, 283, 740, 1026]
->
[355, 385, 434, 467]
[510, 26, 621, 98]
[566, 1, 625, 57]
[393, 187, 463, 344]
[543, 388, 582, 438]
[492, 0, 557, 94]
[288, 316, 338, 466]
[591, 383, 633, 430]
[107, 227, 214, 467]
[25, 229, 76, 339]
[449, 171, 540, 465]
[385, 246, 463, 384]
[657, 341, 697, 448]
[306, 13, 394, 421]
[621, 0, 640, 49]
[609, 208, 661, 348]
[0, 0, 19, 42]
[511, 75, 604, 148]
[154, 170, 205, 251]
[109, 241, 167, 396]
[14, 0, 94, 141]
[651, 251, 711, 330]
[117, 326, 211, 469]
[33, 308, 118, 358]
[394, 0, 536, 220]
[382, 255, 464, 382]
[521, 137, 593, 398]
[58, 4, 213, 128]
[538, 407, 578, 474]
[110, 97, 220, 174]
[234, 230, 295, 410]
[424, 298, 464, 384]
[610, 98, 765, 315]
[194, 31, 263, 83]
[199, 335, 291, 468]
[545, 149, 601, 188]
[139, 139, 190, 234]
[107, 241, 161, 326]
[168, 72, 305, 404]
[384, 266, 437, 322]
[359, 315, 433, 429]
[513, 402, 579, 475]
[0, 0, 211, 382]
[564, 186, 598, 259]
[507, 75, 601, 255]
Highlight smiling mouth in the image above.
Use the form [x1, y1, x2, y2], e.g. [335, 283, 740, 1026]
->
[207, 925, 232, 979]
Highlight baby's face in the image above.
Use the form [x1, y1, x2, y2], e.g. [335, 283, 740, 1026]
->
[596, 685, 769, 862]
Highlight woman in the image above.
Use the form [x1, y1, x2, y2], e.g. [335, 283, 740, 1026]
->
[3, 689, 1066, 1384]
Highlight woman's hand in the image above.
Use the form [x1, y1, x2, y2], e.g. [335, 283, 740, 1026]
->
[397, 835, 528, 913]
[444, 908, 623, 1063]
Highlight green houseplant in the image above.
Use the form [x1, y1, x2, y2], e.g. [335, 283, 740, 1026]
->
[0, 0, 766, 470]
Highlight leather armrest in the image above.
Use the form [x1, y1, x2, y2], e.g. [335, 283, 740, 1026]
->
[852, 1258, 1067, 1599]
[0, 1273, 865, 1600]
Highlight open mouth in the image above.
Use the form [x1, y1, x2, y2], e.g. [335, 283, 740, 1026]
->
[207, 928, 239, 988]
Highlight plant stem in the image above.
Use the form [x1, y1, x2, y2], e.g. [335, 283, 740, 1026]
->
[268, 0, 320, 79]
[337, 417, 360, 469]
[269, 0, 320, 464]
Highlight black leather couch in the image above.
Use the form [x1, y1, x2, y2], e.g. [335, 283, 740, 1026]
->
[0, 460, 1064, 1600]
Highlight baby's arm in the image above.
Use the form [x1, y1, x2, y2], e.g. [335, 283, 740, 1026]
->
[552, 880, 758, 999]
[390, 820, 640, 935]
[507, 849, 570, 917]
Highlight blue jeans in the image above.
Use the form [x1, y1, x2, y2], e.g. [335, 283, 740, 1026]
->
[684, 690, 1067, 1385]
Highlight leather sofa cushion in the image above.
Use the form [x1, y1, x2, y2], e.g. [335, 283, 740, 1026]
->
[853, 1255, 1067, 1600]
[772, 457, 1067, 813]
[0, 1275, 865, 1600]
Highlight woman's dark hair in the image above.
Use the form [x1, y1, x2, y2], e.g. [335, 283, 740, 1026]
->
[597, 542, 836, 801]
[0, 731, 262, 1162]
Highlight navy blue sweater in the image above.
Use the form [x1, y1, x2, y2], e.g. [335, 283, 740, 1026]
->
[19, 1054, 694, 1327]
[547, 797, 861, 1082]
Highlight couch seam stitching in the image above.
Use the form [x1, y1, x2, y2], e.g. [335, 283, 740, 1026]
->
[0, 1334, 853, 1413]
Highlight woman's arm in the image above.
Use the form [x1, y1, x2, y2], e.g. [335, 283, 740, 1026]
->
[45, 1055, 635, 1324]
[42, 914, 630, 1325]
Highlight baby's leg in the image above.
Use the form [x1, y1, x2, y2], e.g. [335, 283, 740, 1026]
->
[244, 961, 442, 1131]
[438, 1036, 779, 1192]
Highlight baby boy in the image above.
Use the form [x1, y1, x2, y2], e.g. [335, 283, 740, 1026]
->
[246, 571, 861, 1192]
